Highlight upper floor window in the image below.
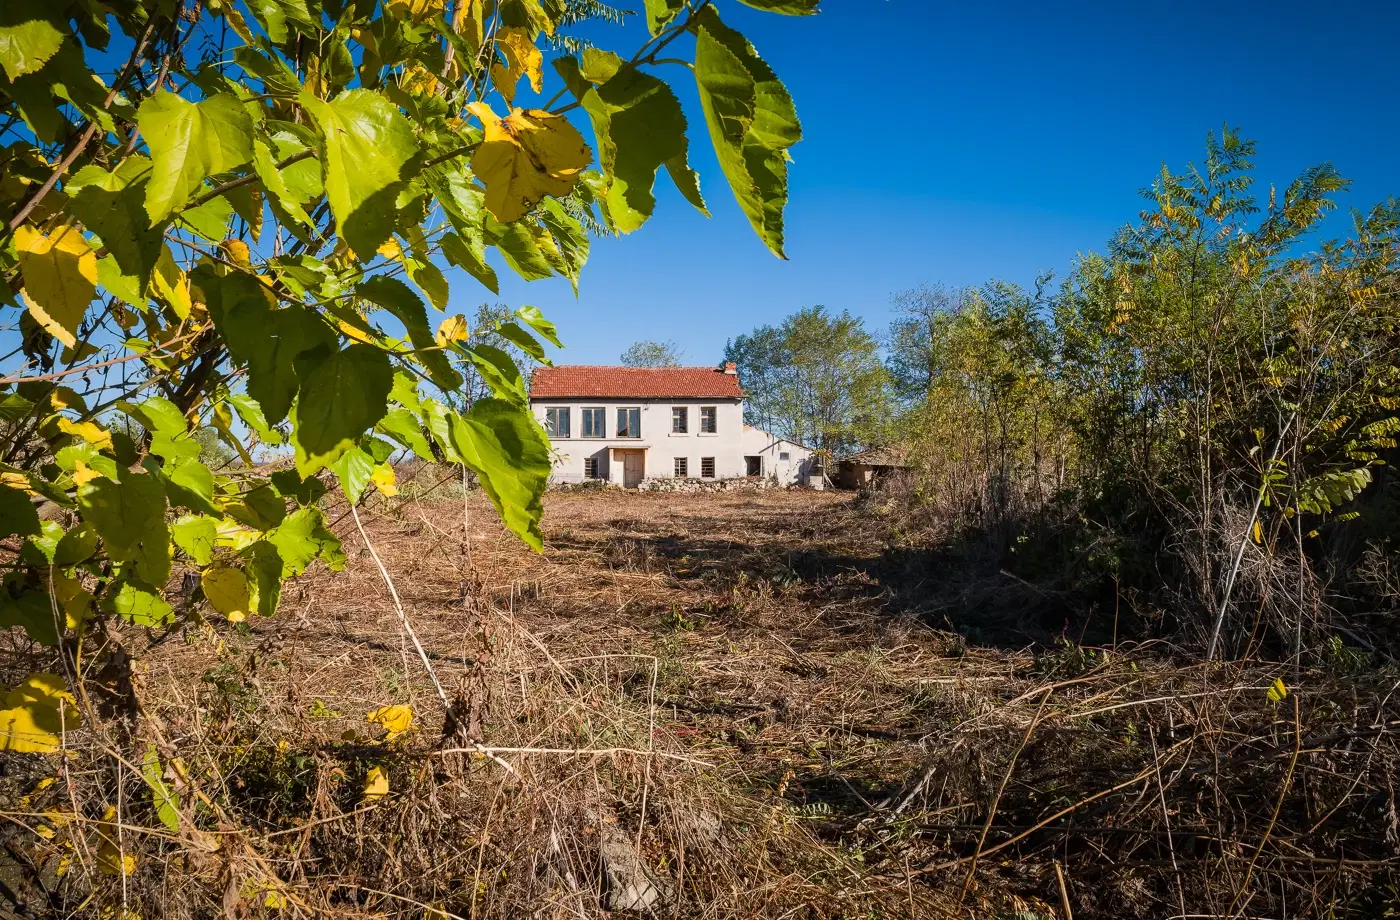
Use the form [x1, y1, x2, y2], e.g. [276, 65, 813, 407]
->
[700, 406, 717, 433]
[544, 407, 570, 438]
[581, 407, 606, 438]
[671, 407, 688, 433]
[616, 407, 641, 438]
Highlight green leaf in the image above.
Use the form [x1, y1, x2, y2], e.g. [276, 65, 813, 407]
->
[103, 579, 174, 627]
[357, 276, 462, 391]
[177, 192, 234, 242]
[734, 0, 818, 14]
[97, 255, 144, 307]
[692, 7, 801, 258]
[0, 589, 60, 645]
[492, 219, 553, 281]
[497, 321, 548, 362]
[138, 91, 255, 223]
[172, 514, 217, 566]
[515, 305, 561, 347]
[246, 0, 319, 45]
[142, 745, 181, 832]
[0, 484, 41, 538]
[331, 444, 374, 504]
[269, 469, 326, 506]
[225, 484, 286, 531]
[537, 199, 589, 293]
[407, 258, 449, 312]
[165, 459, 220, 515]
[240, 540, 284, 616]
[376, 408, 435, 461]
[301, 89, 418, 260]
[0, 0, 66, 80]
[581, 66, 704, 233]
[229, 393, 283, 445]
[252, 136, 314, 228]
[642, 0, 684, 36]
[291, 344, 393, 476]
[389, 370, 423, 415]
[426, 164, 498, 293]
[54, 522, 98, 566]
[77, 472, 170, 586]
[269, 507, 345, 576]
[463, 342, 527, 405]
[446, 399, 551, 550]
[119, 395, 187, 437]
[68, 156, 165, 288]
[214, 271, 336, 424]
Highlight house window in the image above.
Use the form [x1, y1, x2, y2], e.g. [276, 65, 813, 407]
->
[584, 457, 600, 479]
[779, 451, 790, 461]
[544, 407, 570, 438]
[616, 407, 641, 438]
[674, 457, 688, 477]
[699, 407, 717, 433]
[700, 457, 715, 479]
[581, 407, 605, 438]
[671, 406, 688, 433]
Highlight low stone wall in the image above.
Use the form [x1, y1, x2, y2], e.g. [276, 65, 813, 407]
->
[636, 476, 777, 493]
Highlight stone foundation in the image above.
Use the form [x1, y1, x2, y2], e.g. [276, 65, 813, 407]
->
[635, 476, 776, 493]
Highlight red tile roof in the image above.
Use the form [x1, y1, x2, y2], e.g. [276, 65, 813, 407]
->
[530, 365, 744, 400]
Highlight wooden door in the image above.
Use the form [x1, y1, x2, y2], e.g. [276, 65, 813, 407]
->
[623, 451, 644, 488]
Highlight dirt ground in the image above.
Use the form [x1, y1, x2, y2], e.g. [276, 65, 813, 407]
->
[8, 486, 1396, 919]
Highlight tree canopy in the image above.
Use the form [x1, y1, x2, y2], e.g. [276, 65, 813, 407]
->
[619, 338, 683, 367]
[725, 306, 888, 455]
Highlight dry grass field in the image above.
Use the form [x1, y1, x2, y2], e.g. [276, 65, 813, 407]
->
[4, 486, 1397, 919]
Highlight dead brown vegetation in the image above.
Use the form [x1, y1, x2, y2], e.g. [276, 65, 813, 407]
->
[2, 486, 1398, 919]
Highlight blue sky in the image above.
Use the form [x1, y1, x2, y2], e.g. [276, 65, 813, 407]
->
[476, 0, 1400, 366]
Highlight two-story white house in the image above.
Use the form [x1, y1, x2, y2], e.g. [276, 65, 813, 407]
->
[529, 363, 813, 488]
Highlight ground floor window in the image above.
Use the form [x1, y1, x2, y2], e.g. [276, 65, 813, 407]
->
[779, 451, 790, 461]
[584, 457, 600, 479]
[674, 457, 688, 477]
[700, 457, 715, 479]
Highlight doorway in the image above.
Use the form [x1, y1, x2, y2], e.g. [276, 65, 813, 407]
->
[745, 456, 762, 477]
[622, 450, 645, 488]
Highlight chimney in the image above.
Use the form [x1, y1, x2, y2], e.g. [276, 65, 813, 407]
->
[722, 362, 737, 375]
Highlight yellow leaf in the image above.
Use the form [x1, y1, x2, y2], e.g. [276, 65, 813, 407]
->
[400, 63, 440, 97]
[436, 314, 468, 345]
[0, 673, 82, 753]
[1252, 519, 1263, 544]
[52, 573, 94, 631]
[264, 889, 288, 909]
[367, 704, 414, 740]
[17, 776, 57, 809]
[491, 27, 543, 103]
[453, 0, 485, 56]
[71, 459, 102, 486]
[376, 236, 405, 261]
[96, 839, 137, 876]
[361, 765, 390, 802]
[1, 471, 36, 494]
[202, 566, 250, 622]
[152, 245, 192, 320]
[467, 103, 591, 223]
[387, 0, 443, 22]
[1266, 677, 1287, 703]
[370, 463, 398, 497]
[15, 225, 98, 348]
[220, 239, 252, 268]
[57, 417, 114, 451]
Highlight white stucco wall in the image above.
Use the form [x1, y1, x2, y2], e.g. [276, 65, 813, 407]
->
[531, 399, 748, 485]
[740, 426, 814, 486]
